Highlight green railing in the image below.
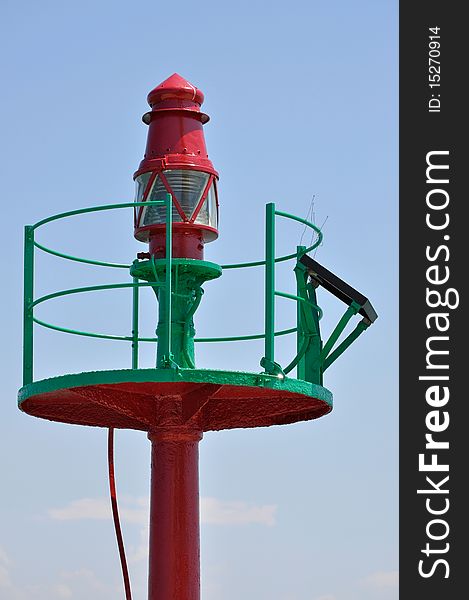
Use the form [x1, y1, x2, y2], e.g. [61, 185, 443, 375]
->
[22, 197, 365, 388]
[261, 203, 324, 378]
[23, 197, 173, 385]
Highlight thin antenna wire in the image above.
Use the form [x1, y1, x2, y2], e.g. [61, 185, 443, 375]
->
[299, 195, 316, 246]
[108, 427, 133, 600]
[313, 216, 329, 257]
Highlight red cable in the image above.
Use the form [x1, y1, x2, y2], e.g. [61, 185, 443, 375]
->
[108, 427, 133, 600]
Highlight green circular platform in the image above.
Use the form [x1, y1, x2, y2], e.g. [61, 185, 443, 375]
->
[130, 258, 222, 282]
[18, 368, 333, 432]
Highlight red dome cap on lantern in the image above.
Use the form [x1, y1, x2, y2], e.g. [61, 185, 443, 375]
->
[146, 72, 206, 113]
[134, 74, 219, 260]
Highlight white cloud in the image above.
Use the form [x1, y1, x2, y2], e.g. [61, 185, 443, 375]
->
[48, 495, 277, 527]
[201, 497, 277, 526]
[60, 568, 117, 595]
[54, 583, 72, 599]
[0, 547, 98, 599]
[48, 497, 147, 524]
[0, 564, 11, 589]
[45, 494, 276, 573]
[362, 570, 399, 589]
[127, 525, 150, 563]
[0, 546, 13, 590]
[0, 546, 11, 566]
[314, 595, 337, 600]
[48, 498, 110, 521]
[201, 562, 227, 600]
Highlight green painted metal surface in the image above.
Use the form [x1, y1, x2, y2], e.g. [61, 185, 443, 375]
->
[18, 367, 333, 408]
[293, 257, 323, 384]
[132, 273, 139, 369]
[163, 196, 173, 366]
[131, 258, 222, 369]
[23, 226, 34, 385]
[21, 197, 370, 393]
[130, 259, 222, 283]
[264, 203, 276, 368]
[296, 246, 307, 381]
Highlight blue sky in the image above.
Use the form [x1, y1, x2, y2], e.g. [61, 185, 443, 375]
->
[0, 1, 398, 599]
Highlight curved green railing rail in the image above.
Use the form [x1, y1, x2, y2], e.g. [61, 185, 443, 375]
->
[23, 199, 174, 385]
[23, 198, 328, 386]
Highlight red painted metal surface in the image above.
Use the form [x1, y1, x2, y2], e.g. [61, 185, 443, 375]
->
[20, 377, 331, 600]
[147, 225, 206, 260]
[20, 380, 331, 431]
[134, 73, 219, 259]
[148, 429, 202, 600]
[21, 385, 330, 590]
[108, 428, 132, 599]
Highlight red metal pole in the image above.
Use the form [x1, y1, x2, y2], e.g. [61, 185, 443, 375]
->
[148, 429, 202, 600]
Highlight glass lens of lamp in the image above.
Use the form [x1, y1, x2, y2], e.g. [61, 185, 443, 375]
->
[193, 180, 218, 229]
[164, 170, 209, 218]
[139, 170, 211, 227]
[135, 172, 152, 203]
[140, 175, 176, 226]
[208, 180, 218, 229]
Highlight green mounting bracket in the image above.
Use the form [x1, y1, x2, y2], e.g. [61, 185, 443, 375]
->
[260, 357, 285, 378]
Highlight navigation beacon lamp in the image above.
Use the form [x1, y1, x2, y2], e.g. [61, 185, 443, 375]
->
[18, 74, 377, 600]
[134, 73, 219, 261]
[132, 73, 221, 372]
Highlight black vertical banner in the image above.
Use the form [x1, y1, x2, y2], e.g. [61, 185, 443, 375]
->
[400, 2, 466, 597]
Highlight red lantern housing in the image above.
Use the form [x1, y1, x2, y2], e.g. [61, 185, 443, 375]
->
[134, 73, 219, 260]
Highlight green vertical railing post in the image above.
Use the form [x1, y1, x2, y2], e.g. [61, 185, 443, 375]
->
[305, 282, 323, 384]
[131, 268, 139, 369]
[264, 203, 276, 365]
[296, 246, 307, 380]
[23, 226, 35, 385]
[163, 193, 173, 365]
